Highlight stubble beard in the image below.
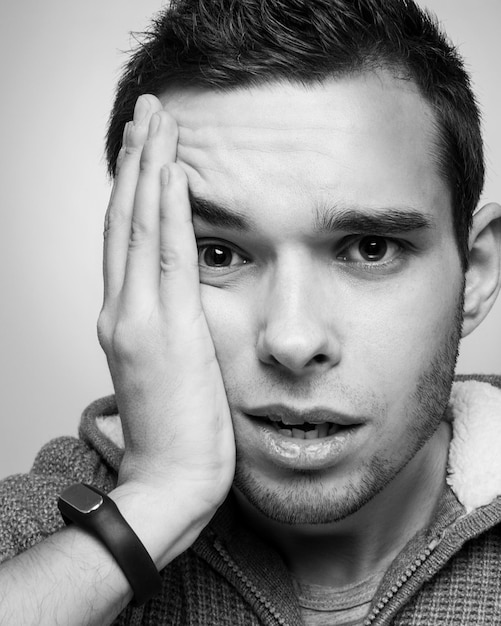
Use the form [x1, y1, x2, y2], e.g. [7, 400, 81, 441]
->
[233, 296, 464, 525]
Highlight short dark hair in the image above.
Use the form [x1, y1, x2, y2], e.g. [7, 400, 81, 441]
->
[106, 0, 484, 269]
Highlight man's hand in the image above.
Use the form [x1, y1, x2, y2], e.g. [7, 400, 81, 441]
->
[97, 94, 236, 562]
[0, 95, 237, 626]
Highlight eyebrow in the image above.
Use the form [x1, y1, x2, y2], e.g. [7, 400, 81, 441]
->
[189, 192, 434, 235]
[189, 192, 252, 230]
[314, 206, 434, 235]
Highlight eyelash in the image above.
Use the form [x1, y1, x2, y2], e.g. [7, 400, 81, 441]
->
[196, 236, 411, 275]
[197, 240, 249, 271]
[336, 235, 409, 271]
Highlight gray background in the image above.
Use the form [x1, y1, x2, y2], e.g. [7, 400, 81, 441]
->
[0, 0, 499, 477]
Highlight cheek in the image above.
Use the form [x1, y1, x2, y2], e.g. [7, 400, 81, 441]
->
[346, 270, 463, 396]
[200, 286, 255, 379]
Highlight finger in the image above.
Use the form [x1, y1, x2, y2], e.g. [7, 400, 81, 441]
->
[158, 163, 202, 317]
[121, 111, 179, 306]
[103, 94, 162, 301]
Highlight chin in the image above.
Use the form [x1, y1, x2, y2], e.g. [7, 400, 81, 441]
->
[233, 457, 393, 525]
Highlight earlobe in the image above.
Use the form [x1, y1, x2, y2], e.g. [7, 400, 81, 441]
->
[462, 202, 501, 338]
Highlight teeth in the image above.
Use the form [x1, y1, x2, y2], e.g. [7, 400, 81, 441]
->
[274, 422, 340, 439]
[304, 429, 319, 440]
[317, 423, 329, 437]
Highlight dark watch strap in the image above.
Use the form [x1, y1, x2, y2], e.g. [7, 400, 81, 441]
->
[58, 483, 162, 606]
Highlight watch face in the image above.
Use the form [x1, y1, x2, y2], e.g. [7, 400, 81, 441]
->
[59, 484, 103, 514]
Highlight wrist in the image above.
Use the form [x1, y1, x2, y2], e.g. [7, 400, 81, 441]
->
[58, 483, 161, 605]
[108, 481, 214, 570]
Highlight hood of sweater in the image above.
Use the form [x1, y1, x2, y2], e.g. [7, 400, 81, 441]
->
[76, 376, 501, 626]
[79, 377, 501, 516]
[445, 380, 501, 512]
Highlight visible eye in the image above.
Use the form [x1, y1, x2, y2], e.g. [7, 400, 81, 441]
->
[198, 242, 249, 270]
[338, 236, 402, 265]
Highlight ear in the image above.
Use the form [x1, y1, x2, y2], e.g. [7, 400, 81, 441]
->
[462, 202, 501, 338]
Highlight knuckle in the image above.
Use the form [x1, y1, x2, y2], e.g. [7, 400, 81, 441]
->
[110, 320, 136, 360]
[98, 305, 162, 366]
[100, 316, 140, 363]
[129, 216, 150, 245]
[159, 246, 181, 271]
[103, 207, 128, 239]
[110, 318, 162, 366]
[124, 144, 141, 158]
[97, 310, 113, 351]
[159, 245, 196, 274]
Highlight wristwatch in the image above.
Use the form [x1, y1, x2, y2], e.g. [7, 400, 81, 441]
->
[58, 483, 162, 606]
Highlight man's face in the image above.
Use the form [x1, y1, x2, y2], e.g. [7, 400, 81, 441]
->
[162, 72, 464, 524]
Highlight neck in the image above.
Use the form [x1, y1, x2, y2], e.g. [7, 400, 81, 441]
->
[234, 421, 451, 587]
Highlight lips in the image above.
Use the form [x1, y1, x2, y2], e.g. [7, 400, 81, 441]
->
[244, 404, 361, 440]
[238, 404, 363, 470]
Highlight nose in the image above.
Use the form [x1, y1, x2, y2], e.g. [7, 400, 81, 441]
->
[256, 262, 341, 375]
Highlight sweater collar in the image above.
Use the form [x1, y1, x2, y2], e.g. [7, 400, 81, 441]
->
[445, 380, 501, 512]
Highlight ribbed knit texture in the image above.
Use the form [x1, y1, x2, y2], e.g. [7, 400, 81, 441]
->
[1, 374, 501, 625]
[395, 527, 501, 625]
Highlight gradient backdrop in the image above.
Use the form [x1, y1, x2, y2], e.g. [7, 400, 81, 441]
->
[0, 0, 499, 477]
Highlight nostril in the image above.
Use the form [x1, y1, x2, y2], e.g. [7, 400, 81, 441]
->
[262, 351, 332, 371]
[312, 354, 329, 365]
[256, 324, 341, 371]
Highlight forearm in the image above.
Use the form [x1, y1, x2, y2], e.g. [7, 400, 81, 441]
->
[0, 484, 210, 625]
[0, 526, 131, 626]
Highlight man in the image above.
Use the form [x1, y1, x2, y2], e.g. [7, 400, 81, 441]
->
[1, 0, 501, 624]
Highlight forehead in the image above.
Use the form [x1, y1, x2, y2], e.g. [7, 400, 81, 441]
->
[161, 72, 450, 228]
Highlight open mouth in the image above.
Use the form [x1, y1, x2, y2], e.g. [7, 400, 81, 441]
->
[244, 405, 361, 443]
[271, 420, 342, 439]
[244, 406, 362, 467]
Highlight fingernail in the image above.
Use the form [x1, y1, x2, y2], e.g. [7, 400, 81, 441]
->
[148, 113, 161, 139]
[133, 95, 150, 125]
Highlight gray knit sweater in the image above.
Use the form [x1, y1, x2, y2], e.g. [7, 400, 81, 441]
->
[1, 375, 501, 625]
